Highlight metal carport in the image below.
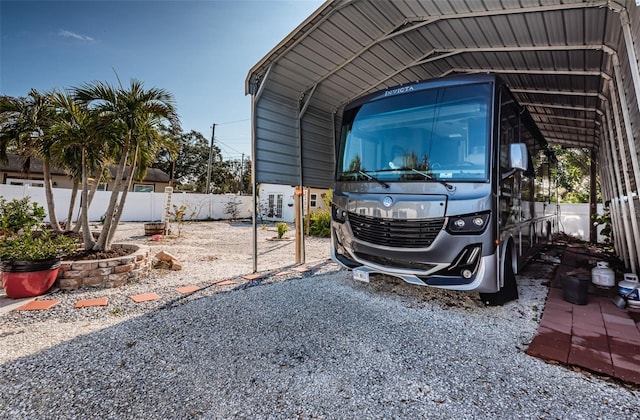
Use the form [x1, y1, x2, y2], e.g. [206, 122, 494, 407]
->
[246, 0, 640, 273]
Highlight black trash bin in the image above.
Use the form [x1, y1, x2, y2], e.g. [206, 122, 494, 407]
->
[563, 273, 590, 305]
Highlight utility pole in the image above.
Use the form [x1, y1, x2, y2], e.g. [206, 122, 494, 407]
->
[206, 123, 216, 194]
[240, 153, 245, 194]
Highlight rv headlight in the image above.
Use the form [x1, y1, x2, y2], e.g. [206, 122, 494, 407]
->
[446, 212, 490, 235]
[332, 204, 346, 223]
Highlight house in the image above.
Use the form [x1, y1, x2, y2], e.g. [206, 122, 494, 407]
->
[257, 183, 329, 223]
[0, 154, 171, 192]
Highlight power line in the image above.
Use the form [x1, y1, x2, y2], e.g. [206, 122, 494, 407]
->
[215, 139, 246, 156]
[216, 118, 250, 126]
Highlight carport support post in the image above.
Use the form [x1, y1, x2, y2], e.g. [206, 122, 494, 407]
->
[589, 148, 598, 243]
[294, 187, 304, 264]
[607, 86, 639, 274]
[604, 106, 632, 268]
[601, 136, 625, 259]
[601, 137, 623, 257]
[613, 59, 640, 272]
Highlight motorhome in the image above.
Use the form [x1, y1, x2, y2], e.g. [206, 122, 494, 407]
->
[331, 73, 557, 305]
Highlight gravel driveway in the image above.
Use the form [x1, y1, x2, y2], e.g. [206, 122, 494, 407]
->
[1, 222, 638, 418]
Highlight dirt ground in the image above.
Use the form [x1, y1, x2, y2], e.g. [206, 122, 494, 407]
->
[111, 220, 332, 287]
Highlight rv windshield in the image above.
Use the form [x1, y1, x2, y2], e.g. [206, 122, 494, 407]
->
[337, 83, 491, 183]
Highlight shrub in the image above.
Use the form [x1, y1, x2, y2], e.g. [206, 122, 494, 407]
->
[308, 209, 331, 238]
[276, 222, 289, 239]
[0, 196, 45, 234]
[0, 197, 77, 261]
[0, 230, 77, 261]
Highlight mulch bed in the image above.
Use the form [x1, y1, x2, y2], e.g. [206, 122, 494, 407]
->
[65, 248, 133, 261]
[53, 231, 135, 261]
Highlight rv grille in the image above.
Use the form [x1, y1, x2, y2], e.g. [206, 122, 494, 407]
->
[354, 252, 436, 271]
[347, 212, 444, 248]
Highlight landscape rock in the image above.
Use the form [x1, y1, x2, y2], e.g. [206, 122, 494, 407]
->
[156, 250, 177, 262]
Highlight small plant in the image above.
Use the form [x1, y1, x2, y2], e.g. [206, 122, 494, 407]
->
[593, 210, 612, 244]
[307, 189, 332, 238]
[0, 196, 45, 234]
[168, 204, 196, 237]
[308, 209, 331, 238]
[276, 222, 289, 239]
[0, 231, 77, 261]
[0, 197, 77, 262]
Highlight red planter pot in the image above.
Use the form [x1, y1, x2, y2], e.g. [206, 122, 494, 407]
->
[1, 258, 61, 299]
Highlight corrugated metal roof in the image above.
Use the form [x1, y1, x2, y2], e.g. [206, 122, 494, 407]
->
[247, 0, 640, 191]
[246, 0, 640, 272]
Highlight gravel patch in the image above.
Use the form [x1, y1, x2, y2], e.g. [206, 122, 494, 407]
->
[1, 222, 638, 418]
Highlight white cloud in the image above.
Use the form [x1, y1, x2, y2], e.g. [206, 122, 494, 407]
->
[58, 29, 94, 42]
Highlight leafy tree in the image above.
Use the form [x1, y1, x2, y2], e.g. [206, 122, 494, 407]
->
[153, 129, 223, 192]
[152, 130, 252, 194]
[552, 145, 599, 203]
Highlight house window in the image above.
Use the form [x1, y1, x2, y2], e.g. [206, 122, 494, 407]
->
[267, 193, 284, 218]
[6, 178, 44, 187]
[133, 184, 154, 193]
[310, 193, 317, 207]
[97, 183, 107, 191]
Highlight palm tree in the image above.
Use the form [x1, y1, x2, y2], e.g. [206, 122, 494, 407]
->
[0, 89, 63, 231]
[74, 79, 180, 251]
[47, 90, 111, 247]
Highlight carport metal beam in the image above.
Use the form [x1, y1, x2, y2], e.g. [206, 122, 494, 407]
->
[601, 135, 627, 262]
[250, 64, 273, 273]
[603, 106, 633, 269]
[338, 45, 615, 112]
[308, 1, 612, 96]
[608, 84, 640, 274]
[613, 55, 640, 212]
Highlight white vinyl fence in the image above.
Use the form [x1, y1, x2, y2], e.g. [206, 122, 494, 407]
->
[557, 202, 606, 243]
[0, 185, 252, 222]
[0, 184, 610, 242]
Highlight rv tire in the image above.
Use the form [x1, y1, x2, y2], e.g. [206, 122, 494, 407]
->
[479, 247, 518, 306]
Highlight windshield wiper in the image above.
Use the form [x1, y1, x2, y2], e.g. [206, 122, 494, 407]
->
[410, 168, 455, 191]
[358, 170, 389, 189]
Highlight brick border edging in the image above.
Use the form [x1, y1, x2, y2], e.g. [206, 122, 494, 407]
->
[56, 244, 151, 290]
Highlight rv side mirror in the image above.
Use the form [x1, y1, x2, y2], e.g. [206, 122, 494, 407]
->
[510, 143, 528, 171]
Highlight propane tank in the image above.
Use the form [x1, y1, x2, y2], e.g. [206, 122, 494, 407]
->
[618, 273, 640, 307]
[592, 261, 615, 287]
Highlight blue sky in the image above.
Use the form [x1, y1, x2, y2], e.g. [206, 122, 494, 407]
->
[0, 0, 324, 161]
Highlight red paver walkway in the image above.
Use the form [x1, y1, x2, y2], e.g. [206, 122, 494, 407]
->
[1, 265, 328, 313]
[16, 300, 60, 311]
[242, 273, 263, 280]
[213, 280, 237, 286]
[175, 285, 201, 294]
[129, 293, 161, 303]
[527, 248, 640, 386]
[75, 297, 109, 308]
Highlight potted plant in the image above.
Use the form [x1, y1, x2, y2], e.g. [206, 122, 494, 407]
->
[0, 197, 77, 298]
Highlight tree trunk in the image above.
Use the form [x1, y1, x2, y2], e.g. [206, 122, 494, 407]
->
[86, 164, 105, 207]
[93, 143, 129, 251]
[42, 159, 62, 232]
[67, 181, 79, 232]
[105, 145, 139, 248]
[80, 150, 95, 250]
